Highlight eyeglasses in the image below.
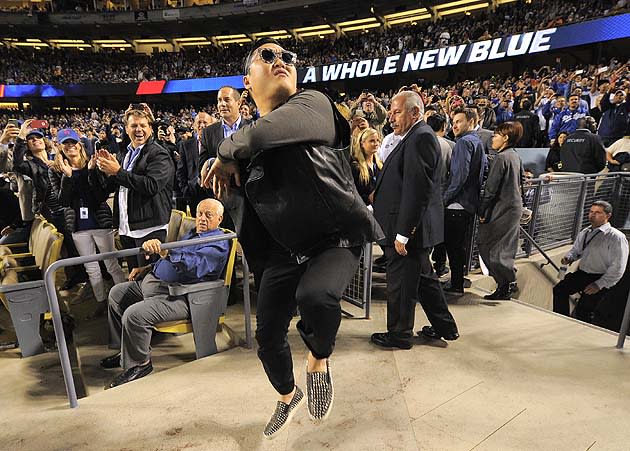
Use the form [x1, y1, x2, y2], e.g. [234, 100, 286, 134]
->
[255, 48, 297, 67]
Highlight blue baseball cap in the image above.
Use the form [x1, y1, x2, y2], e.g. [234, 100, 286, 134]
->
[26, 129, 45, 139]
[58, 128, 81, 143]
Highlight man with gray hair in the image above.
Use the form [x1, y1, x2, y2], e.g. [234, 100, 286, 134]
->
[101, 198, 230, 388]
[553, 200, 629, 322]
[371, 91, 459, 350]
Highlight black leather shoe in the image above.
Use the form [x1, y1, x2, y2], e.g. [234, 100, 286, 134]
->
[443, 285, 464, 296]
[419, 325, 459, 341]
[108, 361, 153, 388]
[434, 265, 449, 277]
[370, 332, 413, 350]
[484, 285, 511, 300]
[100, 352, 121, 369]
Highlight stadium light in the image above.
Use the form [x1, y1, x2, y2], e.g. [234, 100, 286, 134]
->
[219, 38, 252, 44]
[49, 39, 85, 43]
[179, 41, 214, 46]
[337, 17, 378, 27]
[299, 29, 336, 38]
[253, 30, 289, 37]
[214, 34, 248, 40]
[93, 39, 127, 44]
[435, 0, 485, 9]
[294, 24, 332, 32]
[174, 37, 207, 42]
[342, 23, 382, 33]
[440, 2, 489, 16]
[383, 7, 428, 19]
[134, 39, 168, 43]
[387, 14, 432, 25]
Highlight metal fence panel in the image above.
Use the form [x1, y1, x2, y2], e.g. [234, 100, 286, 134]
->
[342, 242, 373, 318]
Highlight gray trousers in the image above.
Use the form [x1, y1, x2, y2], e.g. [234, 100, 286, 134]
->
[108, 273, 190, 369]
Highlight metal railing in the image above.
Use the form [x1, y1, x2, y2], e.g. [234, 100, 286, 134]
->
[341, 242, 374, 319]
[467, 172, 630, 347]
[469, 173, 630, 268]
[43, 232, 252, 409]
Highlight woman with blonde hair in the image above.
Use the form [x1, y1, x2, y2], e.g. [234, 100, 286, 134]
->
[49, 128, 126, 316]
[351, 127, 382, 206]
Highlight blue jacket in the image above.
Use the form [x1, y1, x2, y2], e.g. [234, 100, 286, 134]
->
[443, 131, 488, 214]
[152, 228, 230, 283]
[548, 105, 588, 140]
[598, 96, 629, 140]
[495, 106, 514, 125]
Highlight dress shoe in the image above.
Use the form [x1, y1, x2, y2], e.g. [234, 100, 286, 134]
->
[434, 264, 449, 277]
[100, 352, 121, 369]
[108, 361, 153, 388]
[418, 325, 459, 341]
[443, 285, 464, 296]
[484, 285, 511, 300]
[370, 332, 412, 350]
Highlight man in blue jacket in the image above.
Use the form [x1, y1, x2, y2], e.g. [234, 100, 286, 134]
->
[548, 94, 588, 144]
[598, 88, 629, 147]
[443, 108, 488, 295]
[101, 198, 230, 388]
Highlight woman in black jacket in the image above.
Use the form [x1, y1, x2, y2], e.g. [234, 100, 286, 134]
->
[49, 128, 126, 315]
[350, 127, 382, 206]
[13, 120, 87, 289]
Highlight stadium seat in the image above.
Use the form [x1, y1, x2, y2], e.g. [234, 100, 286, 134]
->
[0, 223, 64, 357]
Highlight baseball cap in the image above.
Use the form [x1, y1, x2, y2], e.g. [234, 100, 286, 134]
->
[57, 128, 81, 143]
[25, 129, 45, 139]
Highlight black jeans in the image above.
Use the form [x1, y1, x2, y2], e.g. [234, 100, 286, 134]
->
[444, 209, 474, 290]
[120, 229, 167, 269]
[552, 269, 605, 317]
[255, 246, 361, 396]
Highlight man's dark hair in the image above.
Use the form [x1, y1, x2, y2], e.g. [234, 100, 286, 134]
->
[244, 37, 283, 74]
[521, 99, 532, 110]
[426, 114, 446, 133]
[453, 107, 478, 123]
[569, 94, 579, 100]
[576, 116, 597, 133]
[592, 200, 612, 215]
[218, 85, 241, 102]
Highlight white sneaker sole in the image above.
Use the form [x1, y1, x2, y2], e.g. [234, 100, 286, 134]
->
[263, 392, 305, 440]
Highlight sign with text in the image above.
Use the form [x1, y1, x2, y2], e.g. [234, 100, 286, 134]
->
[296, 14, 630, 83]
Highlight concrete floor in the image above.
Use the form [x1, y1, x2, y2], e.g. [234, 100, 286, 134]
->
[1, 248, 630, 450]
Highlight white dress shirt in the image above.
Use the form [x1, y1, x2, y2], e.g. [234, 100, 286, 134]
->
[565, 222, 629, 289]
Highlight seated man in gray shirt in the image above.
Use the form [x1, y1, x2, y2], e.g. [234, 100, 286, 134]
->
[100, 198, 230, 388]
[553, 200, 629, 321]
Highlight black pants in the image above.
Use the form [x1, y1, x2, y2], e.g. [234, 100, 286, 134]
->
[553, 269, 605, 317]
[432, 242, 446, 269]
[120, 229, 167, 269]
[384, 245, 457, 338]
[255, 246, 361, 396]
[444, 209, 474, 290]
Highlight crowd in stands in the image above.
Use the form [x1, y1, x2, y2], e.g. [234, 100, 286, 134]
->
[1, 0, 627, 85]
[2, 57, 628, 149]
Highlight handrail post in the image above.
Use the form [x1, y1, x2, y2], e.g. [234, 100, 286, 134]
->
[616, 289, 630, 349]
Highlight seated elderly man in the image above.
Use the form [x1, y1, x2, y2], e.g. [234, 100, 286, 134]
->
[101, 198, 229, 388]
[553, 200, 629, 322]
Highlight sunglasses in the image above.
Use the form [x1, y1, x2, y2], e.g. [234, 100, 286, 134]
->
[255, 48, 297, 67]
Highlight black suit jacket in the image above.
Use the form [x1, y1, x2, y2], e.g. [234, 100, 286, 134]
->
[176, 136, 202, 199]
[373, 121, 444, 249]
[200, 117, 251, 169]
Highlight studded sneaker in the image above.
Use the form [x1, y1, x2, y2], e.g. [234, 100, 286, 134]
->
[306, 359, 334, 421]
[263, 385, 305, 440]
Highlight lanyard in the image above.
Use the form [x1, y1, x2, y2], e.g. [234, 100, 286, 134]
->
[582, 229, 601, 251]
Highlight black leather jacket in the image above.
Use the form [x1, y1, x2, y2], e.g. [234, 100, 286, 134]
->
[93, 136, 174, 231]
[218, 90, 383, 263]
